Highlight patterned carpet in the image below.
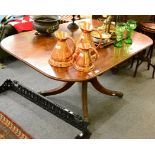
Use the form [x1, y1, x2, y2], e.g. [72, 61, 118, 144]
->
[0, 111, 32, 139]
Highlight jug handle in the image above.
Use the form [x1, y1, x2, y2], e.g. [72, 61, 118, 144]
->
[89, 47, 99, 62]
[66, 36, 76, 54]
[92, 29, 102, 49]
[72, 48, 80, 62]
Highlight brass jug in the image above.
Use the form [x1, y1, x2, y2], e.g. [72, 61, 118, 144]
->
[77, 22, 102, 49]
[49, 31, 75, 67]
[73, 43, 99, 72]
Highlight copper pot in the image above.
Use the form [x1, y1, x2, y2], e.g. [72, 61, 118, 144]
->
[73, 43, 99, 72]
[49, 31, 75, 67]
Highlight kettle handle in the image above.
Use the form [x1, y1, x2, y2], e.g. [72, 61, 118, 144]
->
[89, 47, 99, 62]
[66, 36, 76, 54]
[92, 29, 102, 49]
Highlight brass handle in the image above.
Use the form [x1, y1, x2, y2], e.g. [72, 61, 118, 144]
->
[92, 29, 102, 49]
[72, 49, 80, 62]
[89, 47, 99, 62]
[66, 36, 76, 54]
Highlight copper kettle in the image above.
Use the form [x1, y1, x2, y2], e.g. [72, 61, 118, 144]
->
[49, 31, 75, 67]
[77, 22, 102, 49]
[73, 43, 99, 72]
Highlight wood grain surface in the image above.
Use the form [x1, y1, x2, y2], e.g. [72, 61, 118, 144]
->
[1, 20, 153, 82]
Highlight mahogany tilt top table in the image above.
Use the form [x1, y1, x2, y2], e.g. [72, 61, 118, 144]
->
[0, 20, 153, 121]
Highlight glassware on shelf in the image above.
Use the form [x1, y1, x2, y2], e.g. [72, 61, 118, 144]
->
[124, 20, 137, 44]
[114, 22, 126, 48]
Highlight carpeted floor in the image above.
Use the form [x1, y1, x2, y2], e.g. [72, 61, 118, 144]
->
[0, 63, 5, 69]
[0, 53, 155, 139]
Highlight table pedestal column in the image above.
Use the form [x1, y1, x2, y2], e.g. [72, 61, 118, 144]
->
[39, 77, 123, 122]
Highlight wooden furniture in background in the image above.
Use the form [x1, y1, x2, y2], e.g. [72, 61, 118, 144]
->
[132, 22, 155, 78]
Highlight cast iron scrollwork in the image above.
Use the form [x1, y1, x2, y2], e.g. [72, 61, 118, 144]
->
[0, 79, 91, 139]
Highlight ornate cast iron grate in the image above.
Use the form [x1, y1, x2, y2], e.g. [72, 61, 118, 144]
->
[0, 79, 91, 138]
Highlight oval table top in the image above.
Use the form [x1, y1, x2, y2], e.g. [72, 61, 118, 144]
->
[0, 20, 153, 82]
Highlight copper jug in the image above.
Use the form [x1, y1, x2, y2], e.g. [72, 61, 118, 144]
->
[77, 22, 102, 49]
[73, 43, 99, 72]
[49, 31, 75, 67]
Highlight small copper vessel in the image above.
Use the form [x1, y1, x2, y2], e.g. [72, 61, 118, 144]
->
[73, 43, 99, 72]
[77, 22, 102, 49]
[49, 31, 75, 67]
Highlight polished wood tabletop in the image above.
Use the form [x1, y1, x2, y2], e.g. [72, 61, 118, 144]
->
[0, 20, 153, 82]
[139, 22, 155, 34]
